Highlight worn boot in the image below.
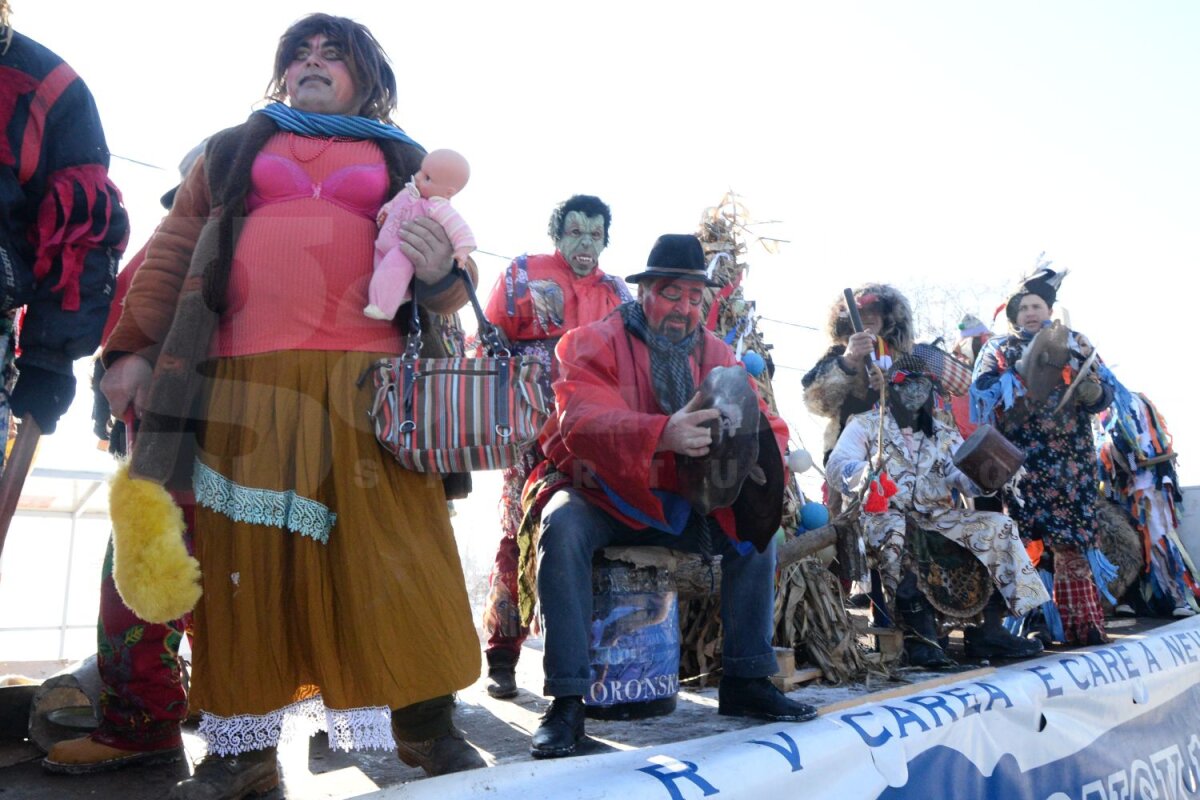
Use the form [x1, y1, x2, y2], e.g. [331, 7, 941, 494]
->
[530, 696, 586, 759]
[166, 747, 279, 800]
[718, 676, 818, 722]
[897, 596, 956, 669]
[964, 593, 1045, 660]
[43, 735, 184, 774]
[484, 649, 519, 699]
[390, 699, 486, 777]
[394, 728, 487, 776]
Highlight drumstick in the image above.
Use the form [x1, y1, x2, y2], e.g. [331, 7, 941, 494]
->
[844, 289, 864, 333]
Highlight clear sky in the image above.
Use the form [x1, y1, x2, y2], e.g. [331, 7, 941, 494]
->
[14, 0, 1199, 485]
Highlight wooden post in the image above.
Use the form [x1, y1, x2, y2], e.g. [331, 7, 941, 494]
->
[0, 415, 42, 567]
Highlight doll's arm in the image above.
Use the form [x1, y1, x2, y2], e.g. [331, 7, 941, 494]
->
[428, 200, 477, 263]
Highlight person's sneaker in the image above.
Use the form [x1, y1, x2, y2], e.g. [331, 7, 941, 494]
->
[530, 696, 586, 759]
[166, 748, 279, 800]
[43, 735, 184, 775]
[718, 677, 818, 723]
[395, 728, 486, 777]
[1173, 605, 1197, 618]
[1114, 603, 1136, 617]
[484, 650, 519, 700]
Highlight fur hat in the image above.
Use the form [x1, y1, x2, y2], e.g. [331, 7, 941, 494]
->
[826, 283, 914, 354]
[626, 234, 722, 287]
[1003, 255, 1068, 323]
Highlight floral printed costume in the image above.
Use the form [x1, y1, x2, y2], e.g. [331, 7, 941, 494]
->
[971, 325, 1116, 643]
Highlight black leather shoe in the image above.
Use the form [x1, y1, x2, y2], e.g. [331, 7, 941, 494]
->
[395, 728, 486, 777]
[718, 677, 818, 723]
[530, 696, 585, 759]
[964, 591, 1045, 661]
[964, 625, 1044, 660]
[905, 638, 958, 669]
[485, 650, 519, 699]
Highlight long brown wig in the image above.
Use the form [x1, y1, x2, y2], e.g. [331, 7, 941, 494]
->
[265, 13, 397, 123]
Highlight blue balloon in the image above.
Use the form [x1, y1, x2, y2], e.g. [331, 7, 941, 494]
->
[741, 350, 766, 377]
[799, 502, 829, 531]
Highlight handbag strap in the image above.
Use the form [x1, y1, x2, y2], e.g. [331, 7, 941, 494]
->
[406, 263, 509, 360]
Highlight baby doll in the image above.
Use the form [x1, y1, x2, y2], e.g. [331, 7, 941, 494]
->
[364, 148, 477, 320]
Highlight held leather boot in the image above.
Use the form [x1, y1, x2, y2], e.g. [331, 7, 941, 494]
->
[166, 747, 279, 800]
[530, 696, 585, 759]
[484, 649, 519, 699]
[964, 592, 1045, 660]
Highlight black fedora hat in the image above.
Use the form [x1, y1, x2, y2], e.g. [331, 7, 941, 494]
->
[626, 234, 722, 288]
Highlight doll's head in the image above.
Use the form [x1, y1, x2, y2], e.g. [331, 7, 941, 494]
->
[414, 149, 470, 200]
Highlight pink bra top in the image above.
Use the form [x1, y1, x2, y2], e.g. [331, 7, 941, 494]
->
[246, 152, 388, 219]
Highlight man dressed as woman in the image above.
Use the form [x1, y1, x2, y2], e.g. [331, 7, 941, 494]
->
[970, 261, 1115, 647]
[102, 14, 484, 798]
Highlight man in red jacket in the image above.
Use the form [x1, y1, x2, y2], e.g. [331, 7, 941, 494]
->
[529, 234, 816, 759]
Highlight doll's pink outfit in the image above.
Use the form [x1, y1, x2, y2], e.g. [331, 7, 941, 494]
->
[366, 181, 476, 319]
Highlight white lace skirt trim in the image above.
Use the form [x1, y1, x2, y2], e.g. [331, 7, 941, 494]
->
[198, 695, 394, 756]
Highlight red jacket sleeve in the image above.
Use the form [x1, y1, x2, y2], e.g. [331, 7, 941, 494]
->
[553, 324, 672, 517]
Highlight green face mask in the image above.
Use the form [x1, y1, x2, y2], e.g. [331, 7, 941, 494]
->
[555, 211, 606, 276]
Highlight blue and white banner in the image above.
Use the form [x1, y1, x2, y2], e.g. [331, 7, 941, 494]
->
[382, 617, 1200, 799]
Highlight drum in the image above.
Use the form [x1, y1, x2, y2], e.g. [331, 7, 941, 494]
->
[952, 424, 1025, 491]
[585, 556, 679, 720]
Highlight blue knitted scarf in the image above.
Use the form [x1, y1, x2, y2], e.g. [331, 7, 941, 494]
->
[256, 102, 423, 150]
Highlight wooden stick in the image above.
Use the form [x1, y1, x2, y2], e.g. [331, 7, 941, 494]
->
[0, 414, 43, 564]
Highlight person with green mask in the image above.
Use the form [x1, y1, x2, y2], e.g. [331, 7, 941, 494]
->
[480, 195, 631, 699]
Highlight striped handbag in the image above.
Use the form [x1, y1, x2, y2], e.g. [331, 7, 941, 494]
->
[366, 266, 550, 472]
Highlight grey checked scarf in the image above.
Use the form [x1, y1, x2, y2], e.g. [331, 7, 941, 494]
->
[620, 302, 699, 414]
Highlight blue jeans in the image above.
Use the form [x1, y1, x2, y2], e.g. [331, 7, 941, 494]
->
[536, 489, 779, 698]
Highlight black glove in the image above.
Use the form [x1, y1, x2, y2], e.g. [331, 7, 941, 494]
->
[10, 364, 77, 434]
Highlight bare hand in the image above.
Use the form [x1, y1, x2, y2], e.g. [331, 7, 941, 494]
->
[843, 331, 875, 365]
[657, 393, 721, 457]
[1075, 333, 1094, 359]
[100, 355, 153, 419]
[400, 217, 455, 285]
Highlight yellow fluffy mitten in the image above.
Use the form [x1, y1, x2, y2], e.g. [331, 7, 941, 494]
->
[109, 462, 201, 623]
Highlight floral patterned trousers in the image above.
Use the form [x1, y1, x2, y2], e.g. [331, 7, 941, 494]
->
[90, 499, 194, 752]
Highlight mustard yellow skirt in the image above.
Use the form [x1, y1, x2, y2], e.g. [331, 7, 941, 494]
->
[187, 351, 479, 754]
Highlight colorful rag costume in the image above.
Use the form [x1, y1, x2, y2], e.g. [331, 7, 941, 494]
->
[368, 182, 476, 318]
[826, 408, 1048, 619]
[970, 324, 1116, 644]
[480, 252, 631, 654]
[1098, 386, 1199, 615]
[103, 110, 479, 756]
[1, 30, 127, 438]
